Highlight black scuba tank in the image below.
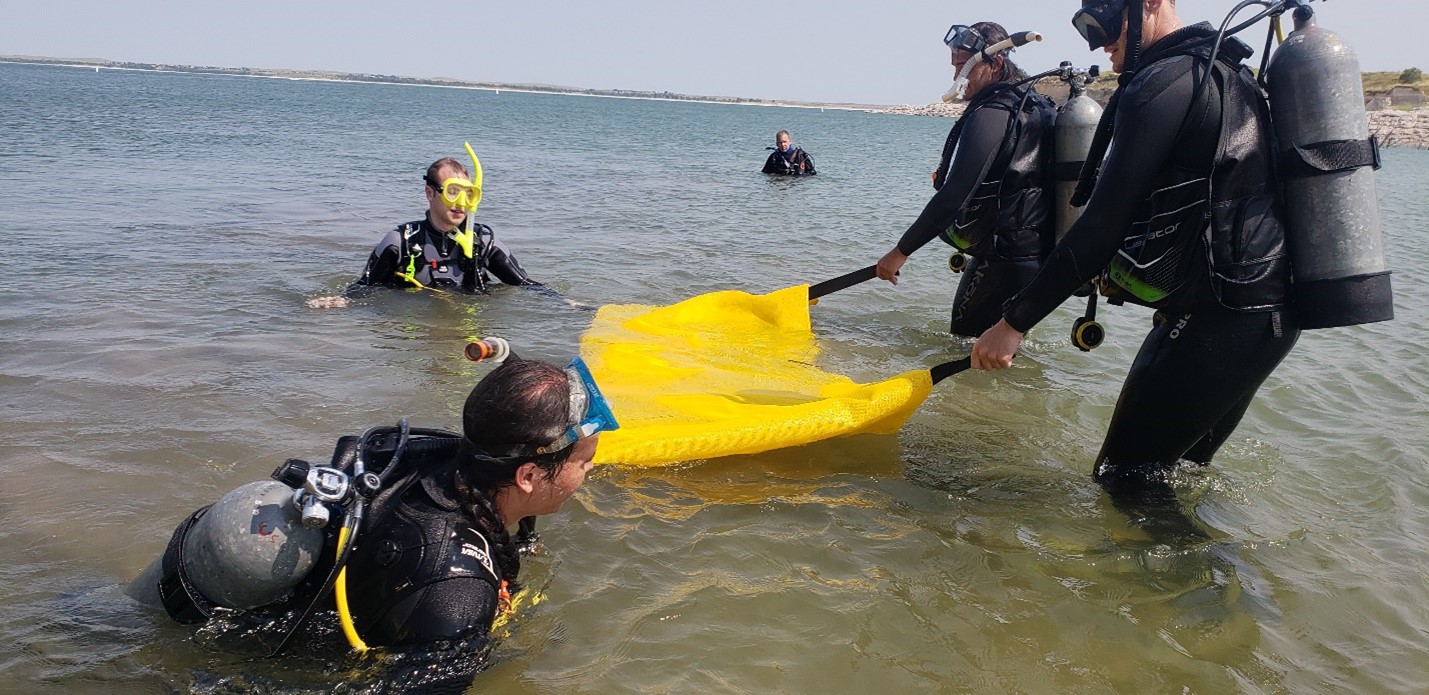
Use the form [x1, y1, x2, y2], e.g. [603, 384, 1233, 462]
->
[1266, 5, 1393, 328]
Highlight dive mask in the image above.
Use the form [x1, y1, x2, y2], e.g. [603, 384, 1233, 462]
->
[426, 141, 486, 212]
[534, 357, 620, 455]
[943, 24, 987, 56]
[431, 177, 481, 211]
[1072, 0, 1127, 50]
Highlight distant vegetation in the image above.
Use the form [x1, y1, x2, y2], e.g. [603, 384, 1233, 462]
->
[0, 56, 770, 105]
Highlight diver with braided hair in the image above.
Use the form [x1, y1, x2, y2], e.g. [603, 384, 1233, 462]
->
[340, 357, 605, 646]
[875, 21, 1057, 337]
[131, 351, 617, 688]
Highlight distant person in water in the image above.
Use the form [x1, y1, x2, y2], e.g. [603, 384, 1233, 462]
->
[762, 130, 817, 176]
[355, 153, 542, 294]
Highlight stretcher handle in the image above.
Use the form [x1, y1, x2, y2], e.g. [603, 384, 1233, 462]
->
[808, 265, 878, 301]
[930, 356, 972, 384]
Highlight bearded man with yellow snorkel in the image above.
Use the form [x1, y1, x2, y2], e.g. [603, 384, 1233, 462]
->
[355, 144, 543, 295]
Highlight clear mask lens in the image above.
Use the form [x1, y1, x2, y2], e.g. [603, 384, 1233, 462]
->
[438, 178, 480, 210]
[535, 357, 620, 455]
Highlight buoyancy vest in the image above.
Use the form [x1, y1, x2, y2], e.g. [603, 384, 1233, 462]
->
[937, 84, 1058, 262]
[341, 446, 503, 646]
[1099, 28, 1291, 312]
[394, 221, 496, 292]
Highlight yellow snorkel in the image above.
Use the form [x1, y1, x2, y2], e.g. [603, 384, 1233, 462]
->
[451, 141, 484, 258]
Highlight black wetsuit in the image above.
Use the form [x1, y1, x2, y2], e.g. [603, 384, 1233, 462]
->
[897, 83, 1056, 337]
[356, 216, 538, 293]
[1000, 24, 1300, 493]
[762, 147, 817, 176]
[342, 456, 504, 647]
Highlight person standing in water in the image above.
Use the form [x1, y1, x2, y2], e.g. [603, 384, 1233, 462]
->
[762, 130, 817, 176]
[972, 0, 1298, 534]
[874, 22, 1057, 337]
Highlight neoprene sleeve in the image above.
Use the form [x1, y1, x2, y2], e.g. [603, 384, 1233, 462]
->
[1002, 53, 1218, 333]
[896, 104, 1014, 256]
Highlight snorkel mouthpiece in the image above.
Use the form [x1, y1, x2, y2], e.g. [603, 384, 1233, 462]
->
[941, 27, 1043, 101]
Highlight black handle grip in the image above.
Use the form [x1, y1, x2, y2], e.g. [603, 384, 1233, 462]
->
[808, 265, 878, 300]
[930, 357, 972, 384]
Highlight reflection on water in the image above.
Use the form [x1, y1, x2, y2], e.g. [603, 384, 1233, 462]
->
[1, 62, 1427, 693]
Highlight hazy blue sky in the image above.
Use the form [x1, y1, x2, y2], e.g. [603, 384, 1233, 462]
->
[2, 1, 1420, 104]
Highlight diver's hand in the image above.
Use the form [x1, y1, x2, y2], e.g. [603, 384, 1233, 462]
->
[876, 248, 908, 285]
[971, 319, 1022, 370]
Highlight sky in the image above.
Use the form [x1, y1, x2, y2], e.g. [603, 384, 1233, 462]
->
[1, 1, 1422, 105]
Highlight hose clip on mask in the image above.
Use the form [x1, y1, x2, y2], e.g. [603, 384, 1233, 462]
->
[1073, 0, 1126, 51]
[535, 357, 621, 455]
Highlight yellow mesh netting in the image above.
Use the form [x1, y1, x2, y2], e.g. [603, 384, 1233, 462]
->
[583, 285, 933, 466]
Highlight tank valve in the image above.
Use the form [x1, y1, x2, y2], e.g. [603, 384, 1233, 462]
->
[948, 253, 968, 273]
[290, 466, 352, 529]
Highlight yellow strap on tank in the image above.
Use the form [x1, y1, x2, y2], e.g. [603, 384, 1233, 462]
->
[333, 526, 369, 653]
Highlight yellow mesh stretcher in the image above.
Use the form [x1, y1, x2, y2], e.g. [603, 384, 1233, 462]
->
[583, 285, 933, 467]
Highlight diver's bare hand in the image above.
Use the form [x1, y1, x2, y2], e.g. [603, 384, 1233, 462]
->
[971, 319, 1022, 370]
[876, 248, 907, 285]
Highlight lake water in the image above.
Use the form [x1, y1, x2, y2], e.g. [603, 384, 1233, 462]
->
[1, 61, 1426, 693]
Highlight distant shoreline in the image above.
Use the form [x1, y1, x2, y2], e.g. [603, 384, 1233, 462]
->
[7, 55, 1426, 147]
[0, 55, 906, 115]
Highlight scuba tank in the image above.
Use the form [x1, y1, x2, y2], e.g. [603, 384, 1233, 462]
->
[128, 420, 470, 655]
[1053, 62, 1103, 242]
[126, 480, 326, 615]
[1266, 3, 1393, 328]
[1053, 62, 1108, 351]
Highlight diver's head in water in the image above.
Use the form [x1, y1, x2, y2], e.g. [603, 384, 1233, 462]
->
[422, 157, 473, 233]
[774, 130, 793, 153]
[1072, 0, 1182, 73]
[461, 359, 605, 520]
[945, 22, 1029, 99]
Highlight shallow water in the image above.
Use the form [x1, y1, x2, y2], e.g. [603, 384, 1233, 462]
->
[1, 61, 1426, 693]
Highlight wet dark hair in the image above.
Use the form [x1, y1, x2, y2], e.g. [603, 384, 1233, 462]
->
[452, 359, 578, 585]
[969, 21, 1029, 85]
[423, 157, 469, 188]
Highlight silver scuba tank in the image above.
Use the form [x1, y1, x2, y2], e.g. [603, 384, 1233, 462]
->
[1054, 64, 1104, 240]
[127, 479, 326, 612]
[1267, 6, 1393, 328]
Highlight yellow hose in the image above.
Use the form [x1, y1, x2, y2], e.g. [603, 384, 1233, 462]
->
[1274, 16, 1285, 43]
[333, 526, 369, 653]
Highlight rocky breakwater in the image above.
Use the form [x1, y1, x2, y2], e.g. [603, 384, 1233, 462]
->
[1367, 109, 1429, 149]
[874, 102, 965, 118]
[877, 94, 1429, 150]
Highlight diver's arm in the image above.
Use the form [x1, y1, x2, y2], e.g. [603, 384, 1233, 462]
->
[484, 236, 537, 287]
[894, 105, 1014, 256]
[800, 151, 816, 175]
[387, 577, 499, 645]
[352, 230, 405, 289]
[762, 151, 780, 174]
[1000, 60, 1203, 333]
